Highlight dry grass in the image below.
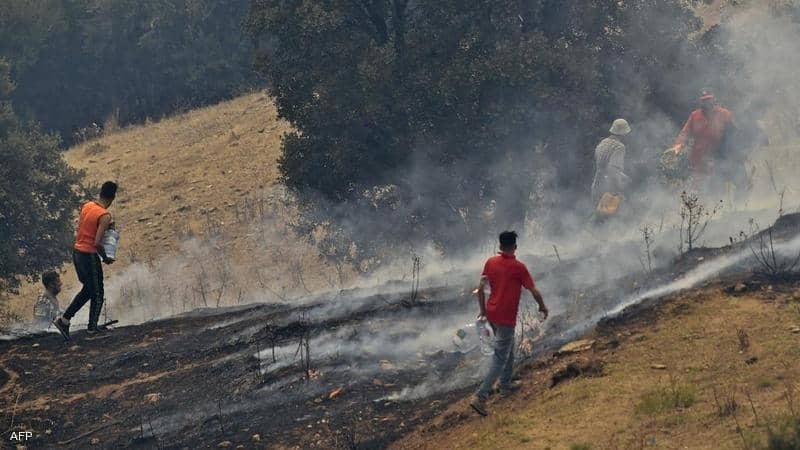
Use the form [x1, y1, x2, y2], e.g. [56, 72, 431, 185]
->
[64, 90, 289, 258]
[392, 285, 800, 449]
[4, 91, 348, 321]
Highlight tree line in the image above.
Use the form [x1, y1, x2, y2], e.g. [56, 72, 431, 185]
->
[1, 0, 257, 292]
[0, 0, 258, 144]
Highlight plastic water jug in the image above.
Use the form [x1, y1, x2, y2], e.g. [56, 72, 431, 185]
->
[102, 227, 120, 260]
[476, 317, 494, 356]
[453, 324, 479, 353]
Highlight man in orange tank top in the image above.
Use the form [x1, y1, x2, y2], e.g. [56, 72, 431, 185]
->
[53, 182, 117, 340]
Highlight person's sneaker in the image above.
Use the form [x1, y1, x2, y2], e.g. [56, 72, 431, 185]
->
[469, 395, 488, 416]
[499, 380, 523, 396]
[53, 317, 70, 341]
[87, 324, 109, 334]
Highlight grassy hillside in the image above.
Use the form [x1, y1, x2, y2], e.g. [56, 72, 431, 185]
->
[4, 92, 346, 324]
[393, 280, 800, 449]
[64, 91, 287, 258]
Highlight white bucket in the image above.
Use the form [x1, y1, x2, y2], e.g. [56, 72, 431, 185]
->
[103, 228, 120, 260]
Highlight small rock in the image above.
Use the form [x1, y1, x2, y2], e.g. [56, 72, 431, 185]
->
[137, 217, 151, 223]
[651, 364, 667, 370]
[90, 437, 100, 445]
[45, 429, 52, 435]
[32, 343, 40, 348]
[746, 356, 759, 365]
[557, 339, 596, 355]
[251, 434, 261, 442]
[734, 282, 747, 293]
[791, 326, 800, 333]
[217, 441, 232, 448]
[86, 364, 93, 370]
[144, 392, 161, 403]
[236, 446, 245, 450]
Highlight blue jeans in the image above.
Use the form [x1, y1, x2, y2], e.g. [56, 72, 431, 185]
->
[477, 324, 515, 401]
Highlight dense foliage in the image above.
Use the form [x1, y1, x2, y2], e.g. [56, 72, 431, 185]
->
[0, 60, 84, 292]
[248, 0, 715, 258]
[0, 0, 258, 143]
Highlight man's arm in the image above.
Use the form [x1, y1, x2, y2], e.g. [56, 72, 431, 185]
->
[94, 213, 113, 263]
[526, 286, 548, 319]
[670, 113, 694, 154]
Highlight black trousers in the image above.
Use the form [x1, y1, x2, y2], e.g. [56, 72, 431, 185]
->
[64, 250, 104, 327]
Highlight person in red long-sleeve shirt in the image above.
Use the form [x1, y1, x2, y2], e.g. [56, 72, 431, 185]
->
[669, 89, 733, 186]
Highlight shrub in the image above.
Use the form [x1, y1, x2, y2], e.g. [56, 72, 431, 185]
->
[637, 383, 696, 415]
[766, 415, 800, 450]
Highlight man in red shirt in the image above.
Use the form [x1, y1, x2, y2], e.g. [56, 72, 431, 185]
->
[669, 88, 733, 187]
[470, 231, 548, 416]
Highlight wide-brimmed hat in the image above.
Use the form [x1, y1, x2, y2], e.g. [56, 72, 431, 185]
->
[610, 118, 631, 136]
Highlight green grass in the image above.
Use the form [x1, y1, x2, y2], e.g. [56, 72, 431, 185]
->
[758, 377, 775, 389]
[766, 415, 800, 450]
[570, 444, 592, 450]
[636, 383, 696, 415]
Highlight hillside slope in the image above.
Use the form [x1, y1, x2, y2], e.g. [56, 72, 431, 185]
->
[4, 92, 344, 325]
[63, 91, 289, 260]
[394, 280, 800, 449]
[2, 217, 799, 449]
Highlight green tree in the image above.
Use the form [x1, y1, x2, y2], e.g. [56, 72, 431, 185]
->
[248, 0, 711, 258]
[0, 0, 258, 143]
[0, 60, 84, 292]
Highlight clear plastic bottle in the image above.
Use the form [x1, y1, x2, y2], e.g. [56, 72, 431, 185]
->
[476, 316, 495, 356]
[102, 223, 120, 260]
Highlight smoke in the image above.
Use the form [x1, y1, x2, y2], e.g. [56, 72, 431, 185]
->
[54, 4, 798, 332]
[33, 3, 800, 409]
